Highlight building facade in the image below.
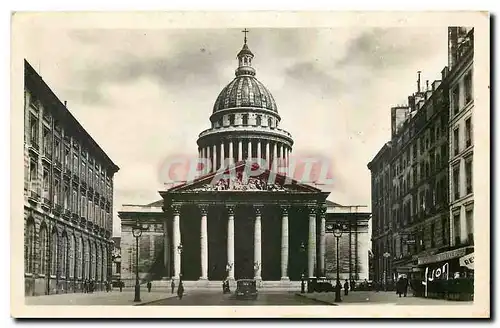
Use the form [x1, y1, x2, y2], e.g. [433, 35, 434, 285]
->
[119, 36, 371, 287]
[368, 27, 475, 289]
[24, 60, 119, 296]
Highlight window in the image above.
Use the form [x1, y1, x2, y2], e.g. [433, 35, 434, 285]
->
[256, 115, 262, 126]
[464, 71, 473, 104]
[268, 117, 273, 127]
[218, 117, 223, 127]
[453, 213, 461, 245]
[25, 222, 35, 273]
[453, 165, 460, 200]
[452, 86, 460, 114]
[72, 189, 78, 213]
[54, 138, 61, 162]
[81, 195, 86, 217]
[77, 237, 83, 278]
[50, 231, 58, 276]
[63, 184, 69, 210]
[73, 154, 79, 173]
[88, 200, 93, 221]
[453, 128, 460, 155]
[95, 204, 100, 224]
[29, 114, 39, 145]
[42, 169, 49, 200]
[64, 147, 70, 169]
[466, 209, 474, 244]
[81, 162, 86, 181]
[420, 137, 424, 154]
[84, 240, 90, 279]
[412, 144, 417, 159]
[441, 144, 448, 167]
[465, 117, 472, 148]
[60, 234, 68, 278]
[429, 150, 435, 174]
[54, 178, 60, 205]
[229, 114, 235, 125]
[242, 114, 248, 126]
[466, 159, 473, 194]
[43, 127, 51, 156]
[39, 226, 47, 275]
[69, 235, 75, 278]
[29, 159, 37, 182]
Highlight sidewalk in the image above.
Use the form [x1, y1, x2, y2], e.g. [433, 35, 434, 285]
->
[296, 291, 474, 306]
[25, 288, 178, 306]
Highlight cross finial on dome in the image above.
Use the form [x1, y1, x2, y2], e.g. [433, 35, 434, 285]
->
[242, 28, 249, 44]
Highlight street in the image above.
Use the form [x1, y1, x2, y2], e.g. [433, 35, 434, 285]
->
[145, 291, 323, 306]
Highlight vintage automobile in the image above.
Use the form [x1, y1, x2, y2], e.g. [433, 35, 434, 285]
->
[307, 277, 336, 293]
[235, 279, 258, 300]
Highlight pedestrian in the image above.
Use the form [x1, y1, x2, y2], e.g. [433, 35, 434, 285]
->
[344, 279, 349, 296]
[396, 277, 403, 297]
[119, 280, 123, 292]
[177, 280, 184, 300]
[147, 281, 152, 293]
[171, 280, 175, 294]
[350, 279, 355, 291]
[402, 277, 409, 297]
[300, 275, 306, 294]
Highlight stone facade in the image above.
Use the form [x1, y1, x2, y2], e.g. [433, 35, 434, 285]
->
[23, 60, 119, 296]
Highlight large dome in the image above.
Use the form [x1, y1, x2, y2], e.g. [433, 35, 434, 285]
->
[213, 76, 278, 114]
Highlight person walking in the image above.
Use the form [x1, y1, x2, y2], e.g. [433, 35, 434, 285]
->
[344, 279, 350, 296]
[147, 281, 152, 293]
[177, 280, 184, 300]
[119, 280, 123, 292]
[402, 277, 409, 297]
[171, 280, 175, 294]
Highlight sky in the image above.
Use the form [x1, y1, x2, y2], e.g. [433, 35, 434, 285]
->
[23, 27, 449, 237]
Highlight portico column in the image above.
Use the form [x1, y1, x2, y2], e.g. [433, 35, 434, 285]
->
[227, 206, 235, 280]
[172, 205, 181, 280]
[280, 206, 290, 280]
[238, 140, 243, 162]
[257, 140, 262, 166]
[248, 139, 252, 161]
[212, 144, 217, 173]
[220, 141, 225, 169]
[266, 142, 270, 169]
[273, 142, 278, 172]
[228, 140, 234, 165]
[163, 219, 170, 278]
[319, 207, 326, 277]
[205, 147, 210, 174]
[308, 206, 317, 278]
[254, 206, 262, 280]
[199, 205, 208, 280]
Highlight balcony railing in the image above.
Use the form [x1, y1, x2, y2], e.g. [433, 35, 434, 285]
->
[29, 140, 39, 152]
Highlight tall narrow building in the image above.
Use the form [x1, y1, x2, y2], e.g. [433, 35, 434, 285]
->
[24, 60, 119, 296]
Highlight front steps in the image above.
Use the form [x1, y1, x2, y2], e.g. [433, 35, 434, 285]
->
[149, 279, 301, 290]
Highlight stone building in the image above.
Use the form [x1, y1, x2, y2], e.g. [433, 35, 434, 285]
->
[119, 35, 371, 287]
[368, 27, 475, 285]
[24, 60, 119, 296]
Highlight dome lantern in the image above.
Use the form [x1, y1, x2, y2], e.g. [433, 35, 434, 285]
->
[236, 29, 256, 77]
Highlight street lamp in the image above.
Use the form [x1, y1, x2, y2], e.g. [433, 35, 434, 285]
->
[333, 222, 348, 303]
[299, 242, 306, 293]
[132, 224, 149, 302]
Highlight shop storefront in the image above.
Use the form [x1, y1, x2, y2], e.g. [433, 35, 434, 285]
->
[417, 246, 474, 301]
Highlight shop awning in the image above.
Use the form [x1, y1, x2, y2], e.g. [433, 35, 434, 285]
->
[417, 246, 474, 266]
[459, 252, 474, 269]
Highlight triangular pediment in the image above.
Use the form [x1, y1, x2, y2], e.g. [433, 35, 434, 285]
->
[166, 161, 321, 193]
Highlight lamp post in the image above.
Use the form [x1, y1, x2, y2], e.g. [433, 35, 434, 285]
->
[300, 242, 306, 293]
[177, 243, 183, 282]
[132, 224, 149, 302]
[332, 222, 348, 303]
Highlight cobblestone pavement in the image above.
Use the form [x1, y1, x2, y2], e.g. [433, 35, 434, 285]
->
[297, 291, 474, 306]
[25, 288, 177, 306]
[146, 291, 326, 306]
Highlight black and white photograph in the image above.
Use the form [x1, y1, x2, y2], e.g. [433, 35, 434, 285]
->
[10, 11, 490, 318]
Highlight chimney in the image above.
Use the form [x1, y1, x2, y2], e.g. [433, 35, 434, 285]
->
[426, 80, 429, 91]
[64, 100, 67, 107]
[417, 71, 422, 93]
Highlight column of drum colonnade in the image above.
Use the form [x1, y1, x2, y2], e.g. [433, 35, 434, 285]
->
[169, 204, 327, 281]
[198, 139, 291, 175]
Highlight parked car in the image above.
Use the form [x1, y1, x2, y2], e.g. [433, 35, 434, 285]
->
[308, 277, 335, 292]
[235, 279, 258, 300]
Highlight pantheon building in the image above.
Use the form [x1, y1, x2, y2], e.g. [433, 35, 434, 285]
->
[119, 36, 371, 287]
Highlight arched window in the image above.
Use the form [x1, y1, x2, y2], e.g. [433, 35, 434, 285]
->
[242, 114, 248, 126]
[39, 225, 47, 275]
[268, 117, 273, 127]
[255, 115, 261, 126]
[77, 237, 83, 279]
[60, 233, 68, 278]
[69, 235, 75, 278]
[84, 240, 90, 279]
[96, 244, 102, 281]
[50, 230, 58, 276]
[25, 221, 35, 274]
[229, 114, 235, 125]
[90, 242, 96, 280]
[102, 247, 107, 281]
